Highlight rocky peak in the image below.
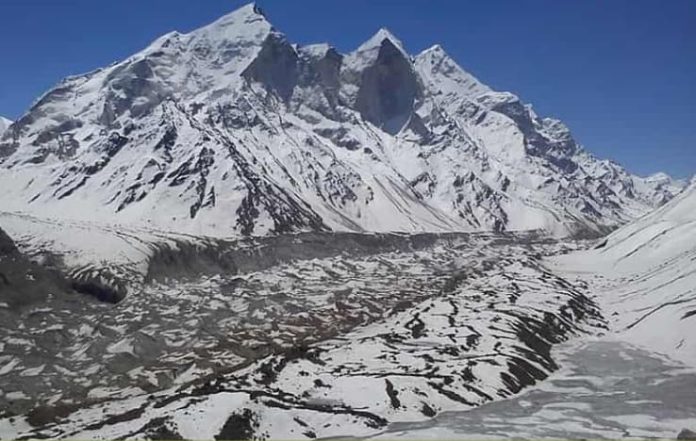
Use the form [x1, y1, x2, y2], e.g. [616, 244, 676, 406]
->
[415, 44, 490, 100]
[344, 29, 420, 134]
[197, 2, 271, 36]
[184, 2, 273, 71]
[642, 171, 688, 197]
[358, 28, 407, 54]
[298, 44, 343, 90]
[347, 28, 410, 74]
[242, 31, 300, 102]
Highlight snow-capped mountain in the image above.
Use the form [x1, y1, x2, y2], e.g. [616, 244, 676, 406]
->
[0, 4, 683, 237]
[0, 117, 11, 138]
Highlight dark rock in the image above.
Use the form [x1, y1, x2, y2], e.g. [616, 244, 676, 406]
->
[215, 409, 258, 441]
[71, 279, 126, 304]
[242, 32, 299, 102]
[26, 403, 79, 427]
[355, 39, 420, 134]
[135, 416, 184, 440]
[678, 429, 696, 440]
[0, 227, 17, 256]
[420, 402, 437, 417]
[385, 379, 401, 409]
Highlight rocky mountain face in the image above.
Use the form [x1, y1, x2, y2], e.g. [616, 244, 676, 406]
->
[0, 227, 16, 256]
[0, 4, 684, 238]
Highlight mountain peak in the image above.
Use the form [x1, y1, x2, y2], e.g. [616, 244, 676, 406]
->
[218, 2, 266, 21]
[416, 44, 457, 66]
[357, 27, 406, 54]
[646, 172, 672, 182]
[415, 43, 490, 99]
[194, 2, 272, 40]
[419, 44, 445, 57]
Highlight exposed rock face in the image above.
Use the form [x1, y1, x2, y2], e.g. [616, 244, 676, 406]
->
[354, 37, 420, 134]
[0, 3, 685, 238]
[0, 227, 16, 256]
[242, 32, 299, 102]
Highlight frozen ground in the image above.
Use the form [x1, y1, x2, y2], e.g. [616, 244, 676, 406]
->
[372, 338, 696, 440]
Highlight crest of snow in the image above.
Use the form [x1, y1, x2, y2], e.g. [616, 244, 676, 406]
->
[415, 44, 491, 99]
[346, 27, 410, 72]
[300, 43, 332, 59]
[645, 172, 672, 183]
[188, 2, 271, 45]
[357, 27, 406, 54]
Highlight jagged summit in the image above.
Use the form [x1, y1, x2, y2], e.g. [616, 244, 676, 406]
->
[188, 2, 272, 47]
[357, 27, 407, 53]
[415, 43, 491, 99]
[0, 3, 685, 237]
[418, 43, 445, 57]
[346, 27, 412, 78]
[204, 2, 268, 28]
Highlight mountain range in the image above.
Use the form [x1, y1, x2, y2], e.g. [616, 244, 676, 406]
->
[0, 3, 686, 238]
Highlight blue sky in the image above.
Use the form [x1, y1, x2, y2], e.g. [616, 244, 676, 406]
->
[0, 0, 694, 178]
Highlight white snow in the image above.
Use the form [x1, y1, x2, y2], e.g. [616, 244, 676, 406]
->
[0, 116, 11, 137]
[552, 183, 696, 364]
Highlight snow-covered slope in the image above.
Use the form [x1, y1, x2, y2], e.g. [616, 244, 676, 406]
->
[0, 4, 683, 237]
[0, 117, 11, 138]
[553, 183, 696, 364]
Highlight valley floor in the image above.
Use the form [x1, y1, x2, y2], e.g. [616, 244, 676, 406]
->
[0, 217, 694, 439]
[374, 338, 696, 440]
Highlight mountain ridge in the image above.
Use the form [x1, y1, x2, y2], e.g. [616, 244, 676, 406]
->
[0, 3, 685, 237]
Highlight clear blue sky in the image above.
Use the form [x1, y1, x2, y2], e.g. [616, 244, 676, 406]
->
[0, 0, 694, 178]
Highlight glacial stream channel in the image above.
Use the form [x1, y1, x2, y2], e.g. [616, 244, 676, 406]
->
[368, 338, 696, 439]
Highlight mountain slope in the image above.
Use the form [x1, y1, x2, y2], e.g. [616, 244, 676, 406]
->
[553, 182, 696, 363]
[0, 117, 11, 138]
[0, 4, 683, 237]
